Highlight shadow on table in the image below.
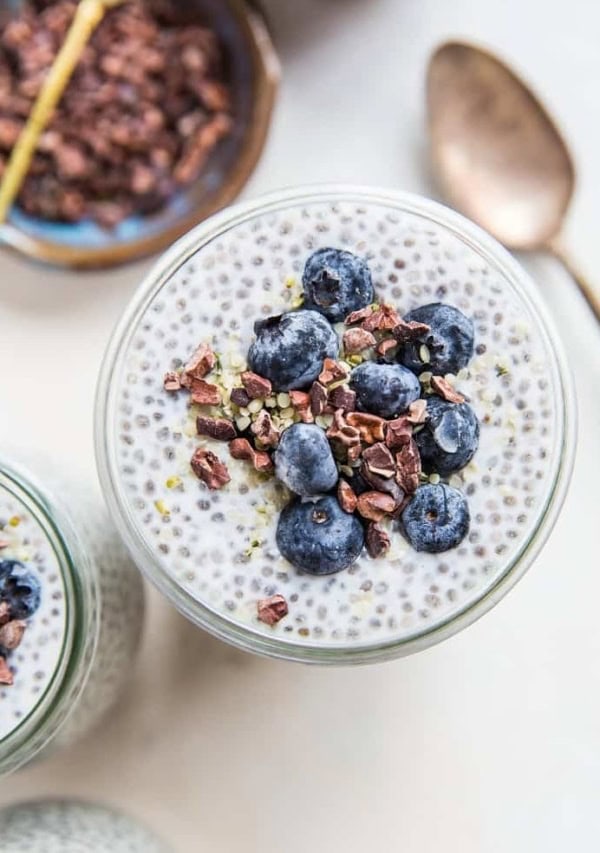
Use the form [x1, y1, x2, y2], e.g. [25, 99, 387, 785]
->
[107, 587, 264, 737]
[261, 0, 379, 60]
[0, 579, 436, 852]
[0, 588, 267, 785]
[0, 245, 149, 317]
[144, 587, 261, 687]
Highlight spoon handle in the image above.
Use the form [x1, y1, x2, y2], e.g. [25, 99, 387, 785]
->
[547, 238, 600, 323]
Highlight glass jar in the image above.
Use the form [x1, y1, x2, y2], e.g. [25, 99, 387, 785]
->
[0, 458, 144, 774]
[95, 185, 575, 665]
[0, 799, 169, 852]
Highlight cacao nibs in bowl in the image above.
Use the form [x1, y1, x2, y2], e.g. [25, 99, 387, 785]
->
[0, 0, 234, 228]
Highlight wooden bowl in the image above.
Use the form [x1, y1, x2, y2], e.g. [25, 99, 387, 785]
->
[0, 0, 280, 269]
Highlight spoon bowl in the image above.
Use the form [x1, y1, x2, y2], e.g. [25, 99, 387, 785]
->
[427, 40, 599, 320]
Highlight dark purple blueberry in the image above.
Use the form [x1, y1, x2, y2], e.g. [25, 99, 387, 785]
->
[401, 484, 470, 553]
[276, 495, 364, 574]
[0, 560, 41, 619]
[248, 309, 338, 391]
[416, 397, 479, 474]
[349, 361, 420, 418]
[273, 423, 338, 497]
[302, 247, 374, 322]
[399, 303, 474, 374]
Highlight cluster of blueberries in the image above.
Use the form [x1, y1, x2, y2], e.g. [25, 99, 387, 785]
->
[246, 248, 480, 575]
[0, 559, 41, 658]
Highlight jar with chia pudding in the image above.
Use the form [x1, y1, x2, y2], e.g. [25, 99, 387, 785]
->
[95, 186, 574, 665]
[0, 800, 169, 852]
[0, 458, 144, 774]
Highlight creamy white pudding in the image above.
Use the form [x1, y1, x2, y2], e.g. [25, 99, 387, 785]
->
[96, 187, 573, 663]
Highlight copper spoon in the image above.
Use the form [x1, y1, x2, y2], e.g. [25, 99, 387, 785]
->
[427, 40, 600, 321]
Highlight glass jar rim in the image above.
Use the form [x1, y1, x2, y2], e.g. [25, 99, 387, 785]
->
[0, 459, 98, 773]
[95, 184, 576, 665]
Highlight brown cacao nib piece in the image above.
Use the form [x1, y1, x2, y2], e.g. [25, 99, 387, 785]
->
[257, 594, 289, 626]
[365, 523, 391, 558]
[342, 328, 376, 355]
[328, 385, 356, 413]
[241, 371, 272, 400]
[188, 379, 221, 406]
[55, 142, 89, 180]
[310, 382, 328, 416]
[196, 416, 236, 441]
[87, 200, 131, 229]
[362, 442, 395, 478]
[407, 399, 428, 424]
[362, 303, 401, 332]
[318, 358, 348, 386]
[173, 113, 232, 184]
[356, 491, 397, 522]
[393, 493, 412, 518]
[230, 387, 251, 408]
[0, 656, 13, 686]
[346, 412, 386, 444]
[198, 80, 231, 112]
[360, 461, 405, 507]
[385, 416, 413, 450]
[163, 371, 182, 392]
[289, 390, 314, 423]
[0, 117, 23, 148]
[395, 437, 421, 494]
[431, 376, 466, 404]
[289, 390, 310, 407]
[190, 448, 230, 489]
[251, 410, 280, 448]
[0, 620, 26, 651]
[347, 443, 363, 463]
[0, 601, 11, 625]
[326, 409, 361, 448]
[183, 342, 216, 381]
[338, 480, 358, 514]
[392, 319, 431, 343]
[294, 407, 315, 424]
[345, 305, 374, 325]
[229, 438, 274, 473]
[376, 338, 398, 358]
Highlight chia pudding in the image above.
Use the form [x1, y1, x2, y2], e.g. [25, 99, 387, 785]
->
[0, 800, 169, 852]
[0, 459, 144, 774]
[96, 186, 574, 663]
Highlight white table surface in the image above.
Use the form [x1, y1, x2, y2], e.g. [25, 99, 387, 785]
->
[1, 1, 600, 850]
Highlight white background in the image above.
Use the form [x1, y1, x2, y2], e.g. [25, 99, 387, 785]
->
[1, 0, 600, 850]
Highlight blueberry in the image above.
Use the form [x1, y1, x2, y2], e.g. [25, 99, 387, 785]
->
[248, 309, 338, 391]
[399, 303, 474, 374]
[274, 423, 338, 497]
[415, 397, 479, 474]
[276, 495, 365, 574]
[302, 247, 374, 322]
[401, 484, 470, 553]
[349, 361, 420, 418]
[0, 560, 42, 619]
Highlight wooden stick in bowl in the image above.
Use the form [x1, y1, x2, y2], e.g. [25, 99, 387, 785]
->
[0, 0, 127, 223]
